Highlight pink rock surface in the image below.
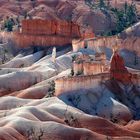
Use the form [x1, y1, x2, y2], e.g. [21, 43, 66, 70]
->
[0, 97, 139, 140]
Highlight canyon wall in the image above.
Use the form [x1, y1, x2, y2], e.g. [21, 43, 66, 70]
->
[72, 36, 140, 56]
[1, 20, 94, 48]
[55, 73, 140, 96]
[73, 61, 105, 76]
[22, 19, 81, 38]
[72, 36, 118, 52]
[73, 53, 107, 76]
[55, 73, 110, 96]
[56, 51, 139, 96]
[0, 31, 73, 49]
[83, 62, 104, 75]
[72, 39, 85, 52]
[12, 19, 82, 48]
[73, 62, 83, 75]
[12, 33, 72, 48]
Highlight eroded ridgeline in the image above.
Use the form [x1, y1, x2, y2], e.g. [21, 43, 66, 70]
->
[55, 73, 110, 96]
[72, 35, 140, 56]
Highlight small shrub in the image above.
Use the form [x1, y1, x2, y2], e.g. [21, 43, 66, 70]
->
[46, 81, 55, 98]
[72, 55, 77, 62]
[76, 71, 83, 76]
[4, 17, 15, 32]
[71, 69, 74, 76]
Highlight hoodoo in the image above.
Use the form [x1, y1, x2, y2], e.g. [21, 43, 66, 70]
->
[110, 48, 131, 84]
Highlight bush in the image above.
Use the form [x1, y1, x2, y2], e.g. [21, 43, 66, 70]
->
[71, 69, 74, 76]
[46, 81, 55, 98]
[4, 17, 15, 32]
[72, 55, 77, 62]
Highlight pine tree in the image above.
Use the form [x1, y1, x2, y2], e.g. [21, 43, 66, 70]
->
[4, 17, 14, 32]
[127, 2, 138, 25]
[99, 0, 106, 9]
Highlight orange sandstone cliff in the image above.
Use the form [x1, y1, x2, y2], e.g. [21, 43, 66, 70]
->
[13, 19, 82, 48]
[22, 19, 81, 38]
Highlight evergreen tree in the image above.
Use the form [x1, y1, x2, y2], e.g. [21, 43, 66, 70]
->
[111, 1, 138, 34]
[127, 2, 138, 26]
[99, 0, 106, 9]
[4, 17, 14, 32]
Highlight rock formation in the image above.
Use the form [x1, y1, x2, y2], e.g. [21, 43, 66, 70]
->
[52, 47, 56, 62]
[22, 19, 81, 38]
[0, 1, 140, 140]
[72, 35, 140, 60]
[0, 37, 139, 139]
[110, 48, 131, 84]
[13, 19, 82, 48]
[13, 32, 73, 48]
[72, 53, 107, 76]
[0, 0, 122, 35]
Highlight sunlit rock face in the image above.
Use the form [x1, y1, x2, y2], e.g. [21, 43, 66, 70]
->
[110, 50, 131, 84]
[13, 19, 81, 48]
[21, 19, 81, 38]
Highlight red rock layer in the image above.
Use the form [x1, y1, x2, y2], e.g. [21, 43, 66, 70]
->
[13, 19, 83, 48]
[22, 19, 81, 38]
[110, 51, 131, 83]
[13, 33, 72, 48]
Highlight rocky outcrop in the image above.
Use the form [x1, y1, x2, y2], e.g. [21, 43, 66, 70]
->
[73, 35, 140, 59]
[110, 50, 131, 83]
[83, 61, 105, 75]
[22, 19, 81, 38]
[55, 73, 110, 96]
[0, 39, 140, 140]
[73, 61, 106, 76]
[13, 33, 73, 48]
[121, 22, 140, 38]
[13, 19, 82, 48]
